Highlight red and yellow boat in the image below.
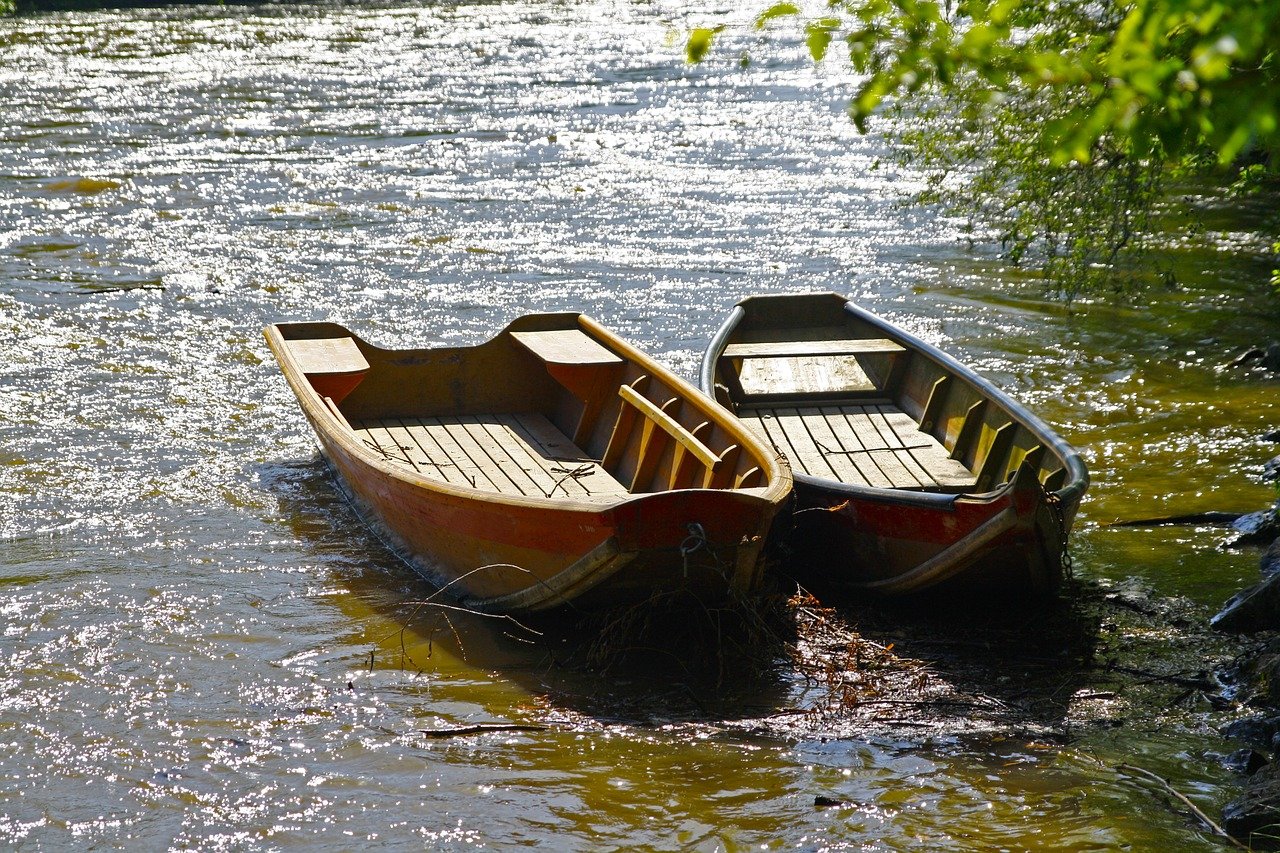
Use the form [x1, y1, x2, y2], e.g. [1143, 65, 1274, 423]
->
[700, 292, 1087, 596]
[265, 313, 792, 613]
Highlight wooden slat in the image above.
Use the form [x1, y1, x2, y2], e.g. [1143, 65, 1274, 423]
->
[444, 420, 529, 495]
[456, 416, 544, 497]
[739, 402, 979, 491]
[772, 407, 840, 481]
[875, 405, 935, 449]
[892, 448, 937, 488]
[841, 409, 890, 451]
[498, 413, 627, 498]
[819, 407, 889, 488]
[723, 338, 906, 358]
[356, 414, 628, 498]
[497, 414, 591, 497]
[416, 418, 499, 491]
[359, 422, 416, 469]
[908, 443, 978, 489]
[739, 411, 788, 459]
[796, 406, 866, 486]
[474, 418, 570, 498]
[394, 419, 471, 486]
[866, 449, 924, 488]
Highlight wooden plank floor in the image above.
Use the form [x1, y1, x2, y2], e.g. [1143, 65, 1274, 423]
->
[350, 412, 629, 500]
[739, 403, 977, 491]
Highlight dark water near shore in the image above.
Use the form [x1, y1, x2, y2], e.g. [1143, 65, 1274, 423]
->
[2, 2, 1278, 848]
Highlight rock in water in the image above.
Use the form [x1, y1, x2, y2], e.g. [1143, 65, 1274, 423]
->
[1263, 539, 1280, 579]
[1212, 575, 1280, 634]
[1228, 509, 1280, 547]
[1263, 343, 1280, 372]
[1221, 715, 1280, 751]
[1222, 748, 1270, 776]
[1223, 761, 1280, 840]
[1264, 456, 1280, 482]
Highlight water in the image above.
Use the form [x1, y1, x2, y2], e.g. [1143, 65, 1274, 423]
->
[2, 1, 1278, 848]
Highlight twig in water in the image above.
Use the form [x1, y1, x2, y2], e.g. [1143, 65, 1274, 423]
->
[418, 723, 547, 739]
[1116, 762, 1246, 849]
[72, 284, 166, 296]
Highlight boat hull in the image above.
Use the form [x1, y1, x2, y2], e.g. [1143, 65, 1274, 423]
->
[700, 292, 1087, 598]
[267, 313, 791, 615]
[315, 427, 776, 612]
[785, 463, 1074, 597]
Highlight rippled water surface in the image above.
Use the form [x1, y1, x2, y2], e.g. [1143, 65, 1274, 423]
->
[3, 2, 1279, 849]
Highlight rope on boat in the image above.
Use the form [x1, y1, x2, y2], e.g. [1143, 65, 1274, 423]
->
[679, 522, 708, 578]
[1044, 487, 1074, 578]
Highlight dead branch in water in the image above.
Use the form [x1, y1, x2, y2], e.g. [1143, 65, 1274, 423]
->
[1116, 762, 1246, 849]
[1105, 512, 1245, 527]
[418, 723, 548, 739]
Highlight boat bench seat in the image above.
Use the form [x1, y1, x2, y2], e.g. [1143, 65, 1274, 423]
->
[285, 335, 371, 404]
[719, 338, 905, 399]
[348, 413, 629, 500]
[737, 402, 976, 492]
[721, 338, 906, 359]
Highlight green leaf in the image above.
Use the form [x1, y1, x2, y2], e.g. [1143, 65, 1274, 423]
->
[806, 18, 840, 62]
[755, 2, 801, 30]
[686, 27, 721, 64]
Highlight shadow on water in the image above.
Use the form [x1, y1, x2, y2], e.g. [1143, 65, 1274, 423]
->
[258, 455, 1234, 746]
[258, 451, 1225, 752]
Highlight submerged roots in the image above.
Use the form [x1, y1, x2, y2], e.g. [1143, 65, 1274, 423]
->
[572, 584, 794, 691]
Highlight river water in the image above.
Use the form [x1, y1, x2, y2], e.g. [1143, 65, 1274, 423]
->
[2, 1, 1278, 849]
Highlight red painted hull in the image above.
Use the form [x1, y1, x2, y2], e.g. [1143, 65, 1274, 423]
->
[316, 429, 778, 612]
[785, 464, 1078, 596]
[266, 314, 791, 615]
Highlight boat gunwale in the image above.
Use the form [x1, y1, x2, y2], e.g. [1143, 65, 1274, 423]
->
[698, 294, 1088, 509]
[267, 314, 791, 514]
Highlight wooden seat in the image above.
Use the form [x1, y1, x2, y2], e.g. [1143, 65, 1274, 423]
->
[510, 329, 624, 366]
[348, 412, 628, 500]
[719, 338, 905, 399]
[285, 336, 370, 404]
[722, 338, 906, 359]
[737, 402, 976, 491]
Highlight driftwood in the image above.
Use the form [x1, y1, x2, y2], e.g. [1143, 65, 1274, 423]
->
[1116, 763, 1247, 849]
[418, 724, 547, 739]
[1105, 512, 1245, 528]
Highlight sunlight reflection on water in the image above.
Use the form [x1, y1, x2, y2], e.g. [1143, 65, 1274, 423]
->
[0, 1, 1275, 849]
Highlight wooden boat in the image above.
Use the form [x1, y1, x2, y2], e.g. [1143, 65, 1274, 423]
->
[700, 293, 1088, 596]
[264, 313, 792, 613]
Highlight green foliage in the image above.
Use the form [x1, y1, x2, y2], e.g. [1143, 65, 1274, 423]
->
[730, 0, 1280, 168]
[686, 0, 1280, 302]
[686, 26, 724, 64]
